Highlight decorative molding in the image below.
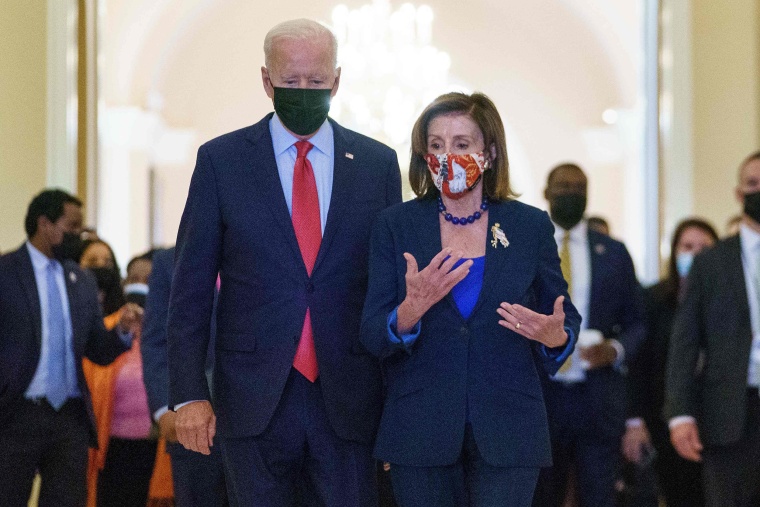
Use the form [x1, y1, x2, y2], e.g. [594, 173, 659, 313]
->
[46, 0, 79, 192]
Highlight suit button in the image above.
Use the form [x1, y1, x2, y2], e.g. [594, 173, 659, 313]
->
[306, 282, 314, 293]
[460, 326, 469, 337]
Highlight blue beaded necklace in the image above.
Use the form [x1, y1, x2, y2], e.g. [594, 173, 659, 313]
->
[437, 195, 489, 225]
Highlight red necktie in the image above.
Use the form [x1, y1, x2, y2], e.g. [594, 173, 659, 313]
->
[291, 140, 321, 382]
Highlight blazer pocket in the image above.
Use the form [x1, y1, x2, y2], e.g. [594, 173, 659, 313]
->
[217, 332, 256, 352]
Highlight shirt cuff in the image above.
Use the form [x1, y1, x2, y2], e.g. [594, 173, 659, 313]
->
[626, 417, 644, 428]
[387, 306, 421, 348]
[172, 400, 204, 412]
[668, 415, 696, 430]
[609, 338, 625, 367]
[154, 406, 170, 422]
[542, 327, 576, 363]
[117, 329, 134, 347]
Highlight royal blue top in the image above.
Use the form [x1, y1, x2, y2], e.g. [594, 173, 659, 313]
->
[450, 256, 485, 320]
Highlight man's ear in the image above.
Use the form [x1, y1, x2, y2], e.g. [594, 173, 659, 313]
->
[736, 186, 745, 206]
[261, 66, 275, 100]
[330, 67, 341, 98]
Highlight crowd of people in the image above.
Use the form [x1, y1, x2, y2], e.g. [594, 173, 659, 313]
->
[1, 16, 759, 507]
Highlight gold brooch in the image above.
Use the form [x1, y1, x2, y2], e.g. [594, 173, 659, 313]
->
[491, 223, 509, 248]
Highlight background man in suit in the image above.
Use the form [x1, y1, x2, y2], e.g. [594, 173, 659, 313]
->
[167, 19, 402, 505]
[533, 164, 645, 507]
[0, 189, 140, 506]
[142, 246, 228, 506]
[666, 150, 760, 507]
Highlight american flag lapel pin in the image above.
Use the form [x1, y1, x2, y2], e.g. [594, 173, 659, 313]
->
[69, 271, 77, 283]
[345, 152, 354, 159]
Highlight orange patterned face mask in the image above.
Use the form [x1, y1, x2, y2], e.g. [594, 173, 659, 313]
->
[425, 152, 489, 199]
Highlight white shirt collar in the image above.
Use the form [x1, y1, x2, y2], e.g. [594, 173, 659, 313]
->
[740, 222, 760, 258]
[26, 241, 58, 271]
[553, 219, 588, 243]
[270, 113, 333, 159]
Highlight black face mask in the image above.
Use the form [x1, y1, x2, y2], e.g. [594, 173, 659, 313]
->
[89, 267, 125, 315]
[744, 191, 760, 224]
[52, 232, 84, 262]
[273, 87, 332, 136]
[550, 194, 587, 230]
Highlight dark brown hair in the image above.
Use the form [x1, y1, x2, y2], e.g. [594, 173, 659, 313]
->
[409, 92, 516, 201]
[664, 217, 719, 301]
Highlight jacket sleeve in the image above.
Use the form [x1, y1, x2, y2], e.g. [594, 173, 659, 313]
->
[140, 248, 172, 416]
[83, 270, 129, 365]
[167, 145, 222, 407]
[531, 211, 581, 376]
[615, 244, 647, 364]
[664, 255, 706, 420]
[361, 211, 412, 360]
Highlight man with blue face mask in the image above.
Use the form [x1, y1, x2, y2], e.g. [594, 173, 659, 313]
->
[666, 150, 760, 507]
[167, 19, 402, 506]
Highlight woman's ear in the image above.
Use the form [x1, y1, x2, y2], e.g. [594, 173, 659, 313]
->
[489, 143, 497, 163]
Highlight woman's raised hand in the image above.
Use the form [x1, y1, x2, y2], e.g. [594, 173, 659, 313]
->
[396, 248, 472, 334]
[496, 296, 568, 348]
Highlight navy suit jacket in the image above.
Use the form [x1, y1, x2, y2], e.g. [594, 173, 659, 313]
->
[142, 247, 217, 418]
[0, 245, 128, 444]
[167, 114, 402, 442]
[543, 228, 646, 441]
[665, 236, 752, 447]
[360, 198, 582, 468]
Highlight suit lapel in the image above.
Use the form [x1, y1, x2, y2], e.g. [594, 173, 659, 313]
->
[245, 115, 305, 272]
[464, 200, 520, 319]
[15, 246, 42, 346]
[313, 120, 358, 273]
[587, 231, 605, 328]
[62, 262, 81, 346]
[728, 236, 751, 336]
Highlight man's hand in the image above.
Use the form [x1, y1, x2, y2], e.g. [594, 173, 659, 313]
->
[579, 340, 617, 369]
[176, 400, 216, 455]
[670, 420, 703, 462]
[117, 303, 144, 335]
[158, 411, 178, 443]
[622, 422, 651, 463]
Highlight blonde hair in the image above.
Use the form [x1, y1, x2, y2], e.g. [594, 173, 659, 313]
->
[264, 19, 338, 70]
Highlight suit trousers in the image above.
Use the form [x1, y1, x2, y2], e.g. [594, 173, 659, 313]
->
[219, 368, 376, 507]
[0, 398, 89, 507]
[389, 423, 539, 507]
[702, 388, 760, 507]
[533, 381, 620, 507]
[169, 441, 229, 507]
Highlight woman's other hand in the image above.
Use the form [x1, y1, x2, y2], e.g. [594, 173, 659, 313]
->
[496, 296, 568, 348]
[396, 248, 472, 334]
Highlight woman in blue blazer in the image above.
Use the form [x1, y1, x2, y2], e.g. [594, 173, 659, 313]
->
[361, 92, 581, 506]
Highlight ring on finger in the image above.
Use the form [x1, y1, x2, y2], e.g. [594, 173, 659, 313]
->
[516, 322, 522, 330]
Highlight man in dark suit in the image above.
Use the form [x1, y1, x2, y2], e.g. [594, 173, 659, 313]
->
[142, 246, 228, 506]
[533, 164, 646, 507]
[167, 19, 402, 506]
[0, 189, 140, 506]
[666, 150, 760, 507]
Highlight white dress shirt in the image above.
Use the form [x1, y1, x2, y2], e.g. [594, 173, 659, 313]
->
[24, 241, 81, 399]
[551, 220, 591, 383]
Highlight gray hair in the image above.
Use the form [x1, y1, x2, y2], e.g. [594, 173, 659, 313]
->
[263, 19, 338, 70]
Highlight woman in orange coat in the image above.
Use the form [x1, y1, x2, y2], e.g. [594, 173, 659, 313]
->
[81, 247, 173, 506]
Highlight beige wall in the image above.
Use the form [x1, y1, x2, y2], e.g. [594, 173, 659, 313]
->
[0, 1, 48, 251]
[691, 0, 760, 233]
